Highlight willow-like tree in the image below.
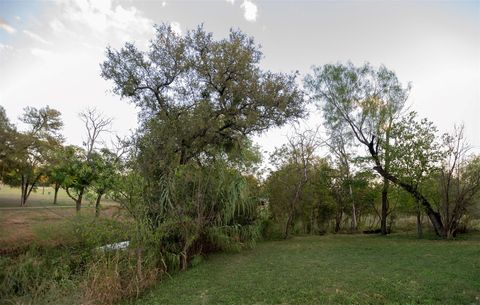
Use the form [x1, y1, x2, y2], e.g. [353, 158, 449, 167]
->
[305, 62, 447, 237]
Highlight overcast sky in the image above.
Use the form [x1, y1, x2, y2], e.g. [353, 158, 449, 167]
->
[0, 0, 479, 159]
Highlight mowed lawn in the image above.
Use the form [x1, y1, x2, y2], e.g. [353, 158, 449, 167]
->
[0, 185, 121, 248]
[131, 234, 480, 305]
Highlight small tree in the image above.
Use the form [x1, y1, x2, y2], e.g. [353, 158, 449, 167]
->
[438, 125, 480, 238]
[324, 127, 359, 231]
[268, 128, 321, 238]
[65, 108, 112, 212]
[90, 149, 120, 217]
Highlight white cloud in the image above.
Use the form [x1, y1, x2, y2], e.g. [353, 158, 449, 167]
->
[226, 0, 235, 4]
[0, 43, 16, 65]
[162, 1, 167, 7]
[30, 48, 55, 60]
[50, 19, 67, 33]
[23, 30, 52, 45]
[170, 21, 182, 36]
[0, 43, 13, 52]
[0, 19, 16, 34]
[55, 0, 154, 45]
[241, 0, 258, 22]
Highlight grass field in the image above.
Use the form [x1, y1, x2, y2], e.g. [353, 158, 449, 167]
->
[130, 234, 480, 305]
[0, 185, 121, 249]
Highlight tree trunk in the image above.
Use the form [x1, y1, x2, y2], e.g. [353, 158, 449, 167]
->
[335, 209, 342, 233]
[284, 212, 294, 239]
[20, 175, 26, 206]
[416, 202, 423, 238]
[95, 192, 103, 218]
[53, 183, 60, 205]
[349, 183, 357, 231]
[75, 187, 84, 212]
[20, 187, 24, 207]
[381, 178, 389, 235]
[371, 159, 445, 237]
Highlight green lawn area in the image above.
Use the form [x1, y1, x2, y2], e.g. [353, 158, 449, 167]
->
[0, 185, 118, 208]
[0, 185, 75, 207]
[130, 234, 480, 305]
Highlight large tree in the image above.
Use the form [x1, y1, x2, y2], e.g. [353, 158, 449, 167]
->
[305, 62, 447, 237]
[101, 24, 306, 267]
[101, 24, 304, 172]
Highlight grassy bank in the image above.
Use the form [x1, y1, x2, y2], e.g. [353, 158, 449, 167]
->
[131, 234, 480, 305]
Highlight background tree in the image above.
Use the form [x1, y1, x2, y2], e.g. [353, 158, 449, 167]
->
[3, 106, 63, 206]
[325, 127, 359, 231]
[65, 108, 112, 211]
[89, 148, 120, 217]
[437, 125, 480, 238]
[390, 111, 443, 237]
[268, 129, 322, 238]
[306, 63, 408, 235]
[305, 62, 447, 237]
[0, 106, 16, 185]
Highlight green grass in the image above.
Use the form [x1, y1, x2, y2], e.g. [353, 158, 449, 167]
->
[0, 185, 75, 207]
[130, 234, 480, 305]
[0, 185, 118, 207]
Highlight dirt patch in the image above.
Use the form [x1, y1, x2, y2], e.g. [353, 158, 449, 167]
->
[0, 205, 124, 250]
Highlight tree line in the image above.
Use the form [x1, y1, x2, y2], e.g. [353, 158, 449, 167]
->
[0, 105, 122, 215]
[1, 23, 479, 267]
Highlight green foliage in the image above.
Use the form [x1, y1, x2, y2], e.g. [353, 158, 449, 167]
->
[0, 106, 15, 183]
[120, 161, 260, 269]
[102, 23, 305, 171]
[2, 106, 64, 206]
[59, 146, 95, 199]
[265, 158, 337, 236]
[390, 111, 443, 186]
[101, 23, 302, 267]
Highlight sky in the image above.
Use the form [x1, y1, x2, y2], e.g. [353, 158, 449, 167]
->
[0, 0, 479, 161]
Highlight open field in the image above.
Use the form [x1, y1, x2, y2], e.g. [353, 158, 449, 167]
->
[0, 185, 122, 249]
[0, 185, 118, 207]
[131, 234, 480, 305]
